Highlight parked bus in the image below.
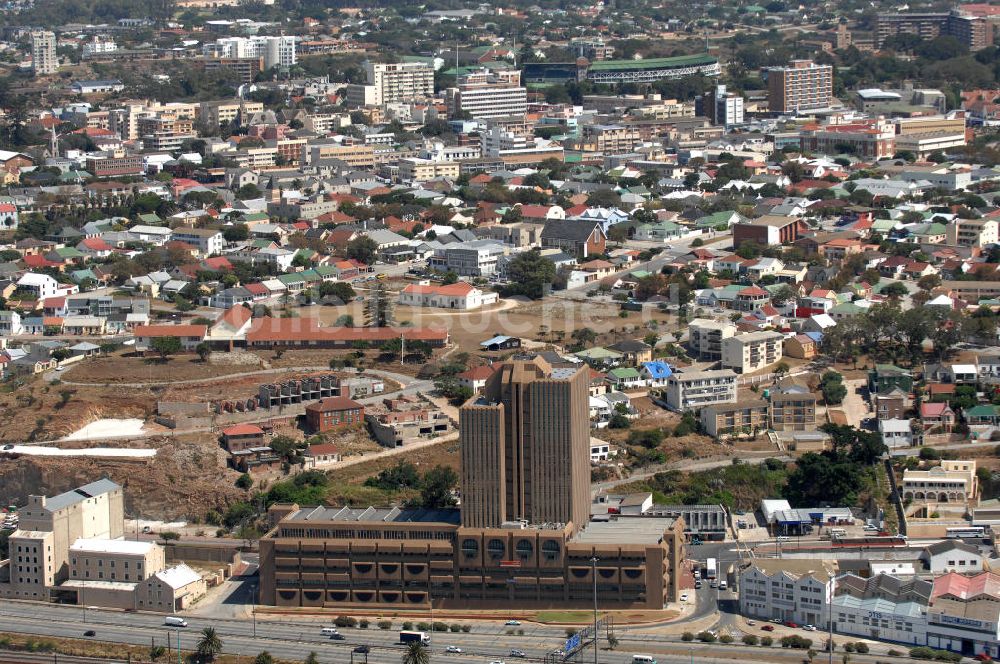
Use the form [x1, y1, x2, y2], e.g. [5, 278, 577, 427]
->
[399, 631, 431, 645]
[946, 526, 986, 539]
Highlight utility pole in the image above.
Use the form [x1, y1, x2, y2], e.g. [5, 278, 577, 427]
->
[591, 556, 599, 664]
[827, 575, 836, 664]
[176, 627, 182, 664]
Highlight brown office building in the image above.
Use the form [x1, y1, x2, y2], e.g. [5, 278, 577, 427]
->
[460, 358, 591, 530]
[259, 358, 685, 610]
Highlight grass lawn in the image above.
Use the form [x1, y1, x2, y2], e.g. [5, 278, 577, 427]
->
[535, 610, 594, 623]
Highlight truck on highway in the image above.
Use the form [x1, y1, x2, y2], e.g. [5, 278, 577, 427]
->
[400, 631, 431, 645]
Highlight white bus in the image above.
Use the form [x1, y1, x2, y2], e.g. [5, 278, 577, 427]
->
[705, 557, 717, 580]
[946, 526, 986, 539]
[632, 656, 657, 664]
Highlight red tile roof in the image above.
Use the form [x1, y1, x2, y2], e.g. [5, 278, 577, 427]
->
[222, 424, 264, 436]
[305, 396, 363, 412]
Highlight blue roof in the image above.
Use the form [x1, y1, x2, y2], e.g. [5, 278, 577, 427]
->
[641, 360, 673, 378]
[804, 331, 823, 342]
[480, 335, 514, 347]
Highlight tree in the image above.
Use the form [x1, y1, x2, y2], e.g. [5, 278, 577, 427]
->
[236, 473, 253, 490]
[420, 465, 458, 508]
[365, 283, 395, 327]
[150, 336, 182, 361]
[501, 249, 556, 300]
[586, 189, 621, 207]
[346, 236, 378, 264]
[196, 627, 223, 661]
[820, 371, 847, 405]
[254, 652, 274, 664]
[223, 224, 249, 242]
[318, 281, 356, 302]
[196, 342, 211, 363]
[917, 274, 941, 291]
[881, 282, 909, 299]
[304, 653, 320, 664]
[570, 327, 597, 350]
[402, 641, 430, 664]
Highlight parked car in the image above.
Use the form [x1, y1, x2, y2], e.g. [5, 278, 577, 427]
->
[761, 625, 775, 632]
[680, 593, 689, 602]
[803, 624, 816, 631]
[783, 621, 798, 628]
[505, 620, 521, 626]
[509, 650, 526, 658]
[746, 620, 755, 626]
[446, 646, 463, 653]
[353, 646, 370, 654]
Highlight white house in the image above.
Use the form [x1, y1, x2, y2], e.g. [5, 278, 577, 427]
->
[921, 540, 984, 574]
[879, 418, 915, 449]
[169, 228, 225, 256]
[398, 281, 498, 310]
[0, 310, 22, 335]
[16, 273, 68, 299]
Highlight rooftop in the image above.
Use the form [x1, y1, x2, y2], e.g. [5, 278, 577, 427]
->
[286, 505, 462, 525]
[572, 516, 677, 545]
[70, 538, 156, 555]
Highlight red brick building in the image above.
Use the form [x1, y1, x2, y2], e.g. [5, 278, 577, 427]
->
[305, 396, 364, 432]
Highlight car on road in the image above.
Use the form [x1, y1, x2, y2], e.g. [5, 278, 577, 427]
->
[509, 650, 526, 658]
[761, 625, 775, 632]
[321, 627, 339, 636]
[694, 581, 702, 589]
[353, 646, 370, 654]
[1, 444, 12, 450]
[330, 634, 346, 640]
[783, 621, 799, 628]
[84, 630, 96, 637]
[505, 620, 521, 626]
[446, 646, 463, 653]
[746, 620, 755, 626]
[56, 366, 65, 371]
[803, 624, 816, 631]
[680, 593, 689, 601]
[489, 660, 506, 664]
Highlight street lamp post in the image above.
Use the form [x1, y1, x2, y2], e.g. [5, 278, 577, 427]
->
[591, 556, 599, 664]
[252, 584, 257, 638]
[175, 627, 181, 664]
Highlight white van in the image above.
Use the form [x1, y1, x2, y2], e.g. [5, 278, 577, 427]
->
[321, 627, 339, 636]
[164, 617, 188, 627]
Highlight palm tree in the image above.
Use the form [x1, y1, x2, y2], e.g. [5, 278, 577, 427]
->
[196, 627, 223, 661]
[402, 641, 430, 664]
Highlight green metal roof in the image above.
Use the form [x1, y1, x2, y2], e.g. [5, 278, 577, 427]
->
[587, 53, 717, 72]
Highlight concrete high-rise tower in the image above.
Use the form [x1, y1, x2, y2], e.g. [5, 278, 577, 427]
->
[30, 30, 57, 76]
[459, 357, 590, 531]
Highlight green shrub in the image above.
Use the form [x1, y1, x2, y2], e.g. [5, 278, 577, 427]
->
[333, 616, 357, 628]
[719, 634, 734, 644]
[432, 622, 448, 632]
[760, 636, 773, 647]
[888, 650, 902, 657]
[742, 635, 758, 646]
[681, 632, 694, 642]
[910, 646, 936, 659]
[854, 642, 869, 654]
[696, 631, 716, 643]
[416, 622, 431, 631]
[449, 624, 462, 632]
[377, 620, 392, 630]
[844, 643, 855, 653]
[461, 625, 472, 633]
[402, 621, 413, 630]
[358, 619, 369, 629]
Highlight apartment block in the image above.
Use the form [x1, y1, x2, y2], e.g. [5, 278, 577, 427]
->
[398, 158, 460, 183]
[770, 386, 817, 432]
[350, 61, 434, 105]
[661, 369, 738, 411]
[85, 150, 143, 178]
[30, 30, 57, 75]
[203, 36, 296, 69]
[446, 69, 527, 120]
[767, 60, 833, 114]
[170, 228, 225, 256]
[946, 218, 999, 248]
[875, 10, 994, 50]
[699, 399, 769, 438]
[578, 124, 641, 154]
[687, 319, 737, 361]
[721, 331, 784, 374]
[199, 99, 266, 129]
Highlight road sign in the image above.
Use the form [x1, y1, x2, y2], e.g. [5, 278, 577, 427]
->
[564, 633, 581, 654]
